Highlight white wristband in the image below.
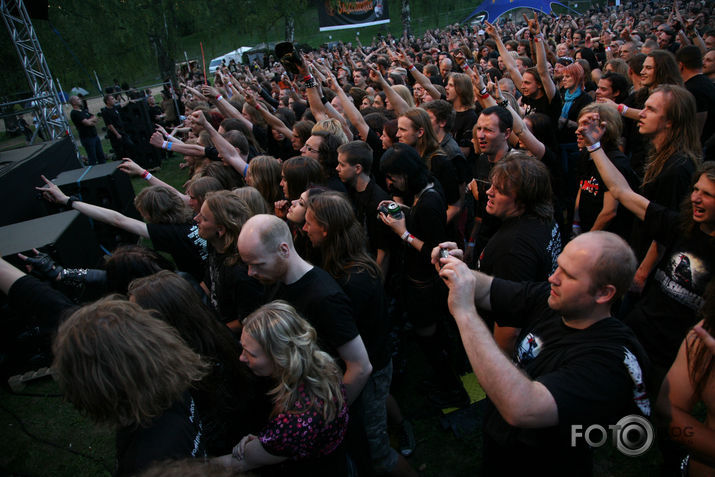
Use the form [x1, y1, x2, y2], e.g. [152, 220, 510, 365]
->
[587, 141, 601, 153]
[162, 140, 168, 150]
[401, 230, 410, 241]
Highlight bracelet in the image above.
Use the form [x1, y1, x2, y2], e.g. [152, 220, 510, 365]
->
[617, 104, 628, 116]
[479, 87, 488, 96]
[305, 77, 317, 89]
[141, 169, 150, 179]
[66, 195, 79, 208]
[167, 141, 173, 151]
[401, 230, 410, 241]
[498, 98, 509, 108]
[303, 74, 314, 82]
[480, 92, 491, 100]
[243, 164, 249, 177]
[216, 95, 223, 102]
[409, 64, 416, 71]
[587, 141, 601, 153]
[406, 234, 415, 245]
[162, 140, 168, 149]
[144, 172, 153, 181]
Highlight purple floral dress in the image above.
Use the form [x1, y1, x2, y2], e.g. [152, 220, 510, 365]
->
[258, 383, 348, 460]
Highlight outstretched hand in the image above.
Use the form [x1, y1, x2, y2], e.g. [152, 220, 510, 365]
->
[523, 12, 540, 35]
[36, 175, 68, 204]
[117, 158, 144, 176]
[576, 112, 605, 146]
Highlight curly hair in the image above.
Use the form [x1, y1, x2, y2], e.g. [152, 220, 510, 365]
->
[53, 297, 208, 427]
[242, 300, 344, 422]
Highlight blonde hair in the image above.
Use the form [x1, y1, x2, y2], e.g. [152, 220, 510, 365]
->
[53, 297, 208, 427]
[232, 186, 271, 215]
[392, 85, 416, 108]
[578, 103, 622, 151]
[242, 301, 344, 422]
[312, 118, 348, 144]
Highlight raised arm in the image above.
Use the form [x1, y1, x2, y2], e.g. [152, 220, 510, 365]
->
[117, 158, 189, 205]
[368, 64, 410, 117]
[149, 130, 206, 157]
[190, 111, 249, 178]
[578, 113, 649, 221]
[525, 13, 557, 102]
[36, 175, 149, 238]
[438, 256, 558, 427]
[201, 84, 253, 130]
[244, 90, 293, 139]
[325, 68, 370, 141]
[394, 47, 441, 101]
[486, 21, 523, 91]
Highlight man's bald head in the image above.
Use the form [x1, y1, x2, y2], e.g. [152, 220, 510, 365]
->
[579, 231, 636, 301]
[238, 214, 293, 255]
[69, 96, 81, 107]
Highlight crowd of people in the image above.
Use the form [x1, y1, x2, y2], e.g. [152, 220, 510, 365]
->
[2, 0, 715, 475]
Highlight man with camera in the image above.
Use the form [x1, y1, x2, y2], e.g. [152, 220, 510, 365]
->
[434, 232, 651, 475]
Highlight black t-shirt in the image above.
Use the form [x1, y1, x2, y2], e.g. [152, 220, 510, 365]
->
[483, 279, 651, 476]
[348, 179, 392, 255]
[115, 392, 206, 477]
[631, 152, 696, 258]
[452, 109, 478, 149]
[269, 267, 359, 357]
[684, 73, 715, 145]
[576, 149, 638, 239]
[101, 105, 124, 137]
[626, 202, 714, 373]
[366, 128, 386, 189]
[147, 223, 208, 281]
[9, 275, 77, 329]
[429, 152, 460, 206]
[404, 186, 447, 280]
[522, 92, 563, 129]
[478, 215, 561, 282]
[70, 108, 97, 138]
[338, 267, 391, 370]
[204, 246, 265, 323]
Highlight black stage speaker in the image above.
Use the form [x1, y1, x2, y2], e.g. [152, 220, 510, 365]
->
[0, 137, 81, 227]
[47, 162, 141, 250]
[0, 210, 103, 269]
[120, 101, 162, 169]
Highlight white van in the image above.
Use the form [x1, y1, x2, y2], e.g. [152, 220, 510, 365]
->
[208, 47, 252, 74]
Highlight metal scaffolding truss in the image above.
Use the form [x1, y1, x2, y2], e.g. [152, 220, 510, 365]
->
[1, 0, 72, 142]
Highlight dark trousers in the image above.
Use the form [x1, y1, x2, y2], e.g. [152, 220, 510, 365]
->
[80, 135, 106, 165]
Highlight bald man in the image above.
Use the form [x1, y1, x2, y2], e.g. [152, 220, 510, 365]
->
[238, 214, 372, 403]
[434, 231, 651, 475]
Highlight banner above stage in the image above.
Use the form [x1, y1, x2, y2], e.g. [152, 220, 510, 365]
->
[318, 0, 390, 32]
[464, 0, 571, 23]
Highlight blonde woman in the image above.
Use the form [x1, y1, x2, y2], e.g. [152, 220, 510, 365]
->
[218, 301, 348, 476]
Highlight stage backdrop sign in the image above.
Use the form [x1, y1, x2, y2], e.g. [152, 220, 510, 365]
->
[318, 0, 389, 31]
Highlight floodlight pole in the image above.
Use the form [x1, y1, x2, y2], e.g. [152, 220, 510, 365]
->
[1, 0, 74, 143]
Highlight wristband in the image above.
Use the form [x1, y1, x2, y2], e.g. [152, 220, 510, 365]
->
[66, 195, 79, 208]
[216, 95, 223, 102]
[243, 164, 249, 177]
[401, 230, 410, 241]
[406, 234, 415, 245]
[303, 74, 314, 82]
[144, 172, 153, 181]
[587, 141, 601, 153]
[141, 169, 150, 179]
[617, 104, 628, 116]
[480, 92, 491, 100]
[167, 141, 173, 151]
[479, 87, 488, 96]
[162, 140, 168, 149]
[409, 64, 416, 71]
[498, 98, 509, 108]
